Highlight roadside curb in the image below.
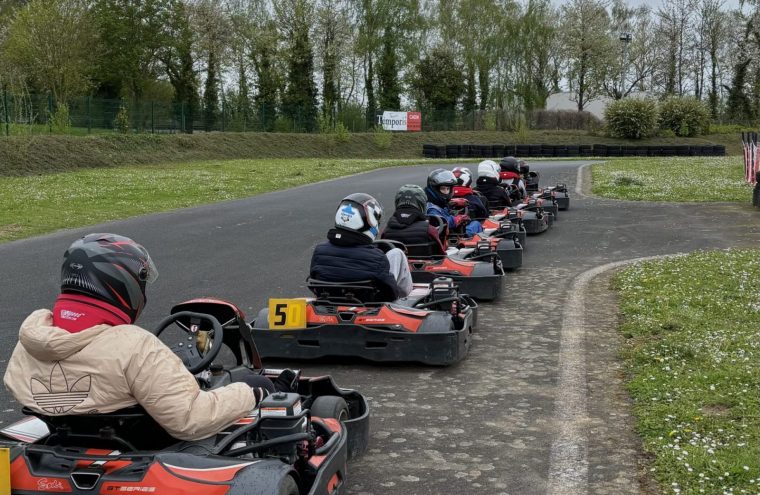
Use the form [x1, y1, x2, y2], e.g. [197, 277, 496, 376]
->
[547, 253, 685, 495]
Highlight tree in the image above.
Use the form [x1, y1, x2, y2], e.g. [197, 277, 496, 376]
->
[93, 0, 172, 101]
[252, 19, 280, 131]
[655, 0, 697, 96]
[2, 0, 98, 101]
[410, 45, 464, 117]
[315, 0, 351, 124]
[160, 0, 197, 133]
[700, 0, 728, 117]
[377, 25, 401, 110]
[560, 0, 614, 111]
[191, 0, 229, 132]
[276, 0, 318, 131]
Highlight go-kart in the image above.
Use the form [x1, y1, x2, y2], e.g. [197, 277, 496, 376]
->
[250, 277, 477, 366]
[378, 238, 505, 301]
[534, 183, 569, 211]
[0, 298, 369, 495]
[489, 200, 551, 236]
[519, 163, 570, 211]
[446, 198, 523, 269]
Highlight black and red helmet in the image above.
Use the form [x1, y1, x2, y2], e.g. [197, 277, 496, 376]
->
[500, 156, 520, 174]
[61, 233, 158, 323]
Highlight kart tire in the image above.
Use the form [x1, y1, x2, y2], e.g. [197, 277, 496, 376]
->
[311, 396, 349, 421]
[278, 475, 299, 495]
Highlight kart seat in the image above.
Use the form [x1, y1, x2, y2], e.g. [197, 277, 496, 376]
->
[23, 405, 176, 451]
[307, 278, 384, 304]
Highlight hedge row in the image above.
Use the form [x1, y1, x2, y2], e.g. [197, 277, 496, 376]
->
[422, 143, 726, 159]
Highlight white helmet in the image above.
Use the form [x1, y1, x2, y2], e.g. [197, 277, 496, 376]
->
[478, 160, 499, 180]
[334, 193, 384, 241]
[452, 166, 473, 187]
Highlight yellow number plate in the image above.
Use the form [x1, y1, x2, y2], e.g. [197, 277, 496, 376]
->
[0, 447, 10, 495]
[268, 299, 307, 329]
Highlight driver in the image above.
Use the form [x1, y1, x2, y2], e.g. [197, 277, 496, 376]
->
[310, 193, 413, 300]
[3, 233, 293, 441]
[381, 184, 447, 256]
[425, 168, 483, 236]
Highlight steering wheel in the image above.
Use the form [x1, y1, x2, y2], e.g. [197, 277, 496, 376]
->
[374, 238, 408, 254]
[153, 311, 224, 374]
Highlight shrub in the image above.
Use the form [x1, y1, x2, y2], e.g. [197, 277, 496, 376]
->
[49, 103, 71, 134]
[373, 126, 392, 149]
[604, 98, 658, 139]
[333, 120, 350, 143]
[113, 103, 130, 134]
[659, 97, 710, 137]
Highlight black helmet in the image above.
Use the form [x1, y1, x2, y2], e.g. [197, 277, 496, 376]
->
[334, 192, 384, 241]
[518, 160, 529, 175]
[500, 156, 520, 174]
[395, 184, 427, 213]
[62, 233, 158, 323]
[425, 168, 457, 206]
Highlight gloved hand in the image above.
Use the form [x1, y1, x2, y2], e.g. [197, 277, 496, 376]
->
[454, 214, 470, 227]
[274, 369, 299, 393]
[251, 387, 270, 406]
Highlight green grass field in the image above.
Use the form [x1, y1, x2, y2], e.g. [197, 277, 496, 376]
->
[615, 250, 760, 494]
[0, 158, 425, 244]
[591, 156, 751, 202]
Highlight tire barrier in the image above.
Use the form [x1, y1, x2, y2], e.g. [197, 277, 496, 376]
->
[422, 143, 727, 159]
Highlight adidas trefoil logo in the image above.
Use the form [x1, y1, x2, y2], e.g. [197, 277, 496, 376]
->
[31, 362, 91, 414]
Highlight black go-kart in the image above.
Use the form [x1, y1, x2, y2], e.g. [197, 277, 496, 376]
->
[250, 277, 477, 366]
[533, 183, 569, 211]
[0, 298, 369, 495]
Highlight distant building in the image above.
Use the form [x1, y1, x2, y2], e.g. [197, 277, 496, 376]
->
[545, 91, 651, 119]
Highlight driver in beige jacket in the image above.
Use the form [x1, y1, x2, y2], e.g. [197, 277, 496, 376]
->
[3, 233, 278, 441]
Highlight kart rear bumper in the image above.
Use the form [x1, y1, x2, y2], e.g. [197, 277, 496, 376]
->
[250, 322, 473, 366]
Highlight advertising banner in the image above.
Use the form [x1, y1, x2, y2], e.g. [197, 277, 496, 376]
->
[377, 111, 422, 132]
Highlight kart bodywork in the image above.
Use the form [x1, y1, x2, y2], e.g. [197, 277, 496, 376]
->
[0, 298, 369, 495]
[250, 279, 477, 366]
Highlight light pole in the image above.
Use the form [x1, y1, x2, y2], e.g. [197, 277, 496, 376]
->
[619, 32, 632, 98]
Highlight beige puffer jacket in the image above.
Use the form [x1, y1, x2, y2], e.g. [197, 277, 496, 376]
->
[3, 309, 255, 441]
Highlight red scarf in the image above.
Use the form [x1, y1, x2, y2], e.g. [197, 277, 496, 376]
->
[52, 293, 130, 333]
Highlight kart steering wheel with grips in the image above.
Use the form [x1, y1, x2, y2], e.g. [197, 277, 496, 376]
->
[153, 311, 224, 374]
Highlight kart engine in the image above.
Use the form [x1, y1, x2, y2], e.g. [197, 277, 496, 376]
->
[258, 392, 311, 463]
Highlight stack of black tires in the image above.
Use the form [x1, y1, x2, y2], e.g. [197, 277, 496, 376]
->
[423, 143, 726, 159]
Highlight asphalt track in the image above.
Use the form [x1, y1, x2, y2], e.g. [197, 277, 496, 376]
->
[2, 160, 760, 494]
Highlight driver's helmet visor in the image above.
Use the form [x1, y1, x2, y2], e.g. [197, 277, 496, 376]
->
[439, 186, 452, 195]
[139, 247, 159, 284]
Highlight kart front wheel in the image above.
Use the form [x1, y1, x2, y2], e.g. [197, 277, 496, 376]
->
[278, 475, 299, 495]
[310, 396, 349, 421]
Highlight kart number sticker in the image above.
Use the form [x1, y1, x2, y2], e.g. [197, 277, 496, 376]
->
[0, 447, 9, 495]
[268, 299, 307, 329]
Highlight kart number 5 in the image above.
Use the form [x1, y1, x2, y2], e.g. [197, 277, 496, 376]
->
[0, 447, 9, 494]
[268, 299, 307, 329]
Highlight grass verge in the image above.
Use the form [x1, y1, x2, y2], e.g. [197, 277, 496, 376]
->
[614, 249, 760, 494]
[0, 157, 426, 244]
[0, 130, 742, 177]
[592, 156, 751, 202]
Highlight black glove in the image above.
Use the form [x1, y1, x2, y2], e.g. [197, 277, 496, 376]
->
[252, 387, 270, 405]
[274, 369, 299, 393]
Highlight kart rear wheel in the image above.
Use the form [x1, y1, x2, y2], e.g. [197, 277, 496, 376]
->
[278, 475, 299, 495]
[310, 396, 349, 421]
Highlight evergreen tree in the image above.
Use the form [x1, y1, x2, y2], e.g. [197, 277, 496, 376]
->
[377, 25, 401, 110]
[279, 0, 318, 132]
[203, 50, 219, 131]
[161, 0, 197, 133]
